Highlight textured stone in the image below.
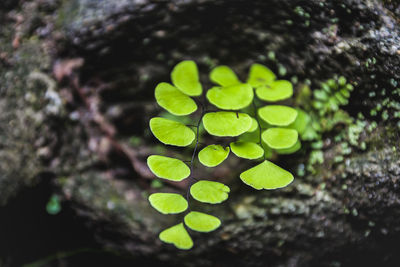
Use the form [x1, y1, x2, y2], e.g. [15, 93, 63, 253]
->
[1, 0, 400, 266]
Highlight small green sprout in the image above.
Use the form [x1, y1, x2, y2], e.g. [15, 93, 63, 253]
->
[147, 60, 309, 249]
[46, 194, 61, 215]
[312, 76, 353, 116]
[297, 75, 357, 172]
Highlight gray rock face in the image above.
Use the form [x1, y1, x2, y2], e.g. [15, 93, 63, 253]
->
[57, 0, 400, 109]
[1, 0, 400, 266]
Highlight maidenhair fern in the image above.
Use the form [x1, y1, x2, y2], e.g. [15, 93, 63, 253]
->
[147, 60, 310, 249]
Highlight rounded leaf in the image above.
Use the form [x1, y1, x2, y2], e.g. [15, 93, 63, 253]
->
[150, 117, 195, 147]
[198, 145, 230, 167]
[184, 211, 221, 232]
[230, 141, 264, 159]
[202, 112, 252, 137]
[238, 129, 261, 143]
[171, 60, 202, 96]
[287, 109, 310, 135]
[256, 80, 293, 102]
[147, 155, 190, 181]
[210, 65, 241, 86]
[155, 82, 197, 116]
[276, 140, 301, 155]
[247, 117, 258, 132]
[262, 128, 298, 149]
[247, 63, 276, 88]
[206, 83, 253, 110]
[149, 193, 188, 214]
[240, 160, 294, 190]
[258, 105, 298, 126]
[190, 180, 230, 204]
[159, 223, 193, 250]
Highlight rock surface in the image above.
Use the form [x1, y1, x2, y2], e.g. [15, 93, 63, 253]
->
[1, 0, 400, 266]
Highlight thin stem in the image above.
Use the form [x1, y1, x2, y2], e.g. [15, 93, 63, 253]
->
[189, 113, 205, 172]
[204, 110, 218, 113]
[252, 98, 266, 161]
[195, 97, 205, 111]
[185, 104, 206, 206]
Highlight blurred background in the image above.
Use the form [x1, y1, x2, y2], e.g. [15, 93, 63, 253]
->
[1, 0, 400, 266]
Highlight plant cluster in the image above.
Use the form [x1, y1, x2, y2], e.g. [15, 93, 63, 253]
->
[147, 61, 309, 249]
[312, 76, 353, 116]
[292, 75, 356, 172]
[369, 86, 400, 129]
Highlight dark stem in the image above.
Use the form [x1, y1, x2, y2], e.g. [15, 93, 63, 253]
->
[185, 105, 206, 207]
[252, 98, 266, 161]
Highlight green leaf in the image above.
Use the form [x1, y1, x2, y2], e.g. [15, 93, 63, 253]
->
[262, 128, 298, 149]
[301, 125, 320, 141]
[202, 112, 252, 137]
[159, 223, 193, 250]
[276, 140, 301, 155]
[149, 193, 188, 214]
[184, 211, 221, 232]
[147, 155, 190, 181]
[238, 131, 274, 160]
[240, 160, 294, 190]
[206, 84, 254, 110]
[255, 80, 293, 102]
[258, 105, 298, 126]
[198, 145, 230, 167]
[230, 141, 264, 159]
[247, 117, 258, 132]
[155, 82, 197, 116]
[210, 65, 241, 86]
[247, 63, 276, 88]
[239, 128, 260, 143]
[190, 180, 230, 204]
[287, 109, 310, 135]
[171, 60, 202, 96]
[150, 117, 195, 147]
